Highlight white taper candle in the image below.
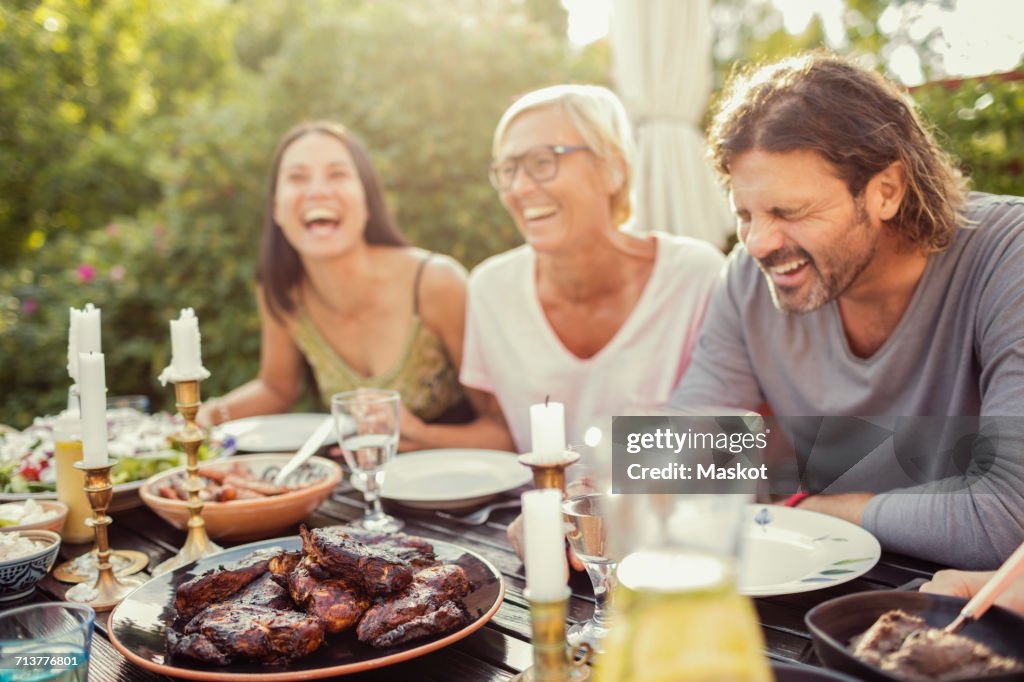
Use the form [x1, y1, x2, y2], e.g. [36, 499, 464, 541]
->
[529, 400, 566, 462]
[68, 304, 101, 382]
[78, 351, 109, 467]
[522, 488, 567, 602]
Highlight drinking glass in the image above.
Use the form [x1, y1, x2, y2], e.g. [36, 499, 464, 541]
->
[562, 493, 617, 653]
[331, 389, 403, 533]
[584, 413, 773, 682]
[0, 603, 95, 681]
[594, 495, 772, 681]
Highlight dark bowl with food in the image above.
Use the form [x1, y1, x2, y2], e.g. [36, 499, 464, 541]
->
[806, 590, 1024, 682]
[771, 660, 861, 681]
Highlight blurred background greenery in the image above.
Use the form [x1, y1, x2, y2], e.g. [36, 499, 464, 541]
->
[2, 0, 1021, 428]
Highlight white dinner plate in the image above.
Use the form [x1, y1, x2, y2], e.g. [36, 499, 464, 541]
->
[215, 413, 336, 452]
[739, 505, 881, 597]
[379, 449, 531, 511]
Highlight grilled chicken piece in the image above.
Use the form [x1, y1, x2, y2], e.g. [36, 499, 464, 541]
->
[229, 572, 292, 610]
[340, 527, 438, 569]
[174, 548, 281, 620]
[267, 551, 302, 587]
[301, 526, 413, 596]
[288, 557, 370, 633]
[356, 564, 471, 648]
[168, 604, 325, 665]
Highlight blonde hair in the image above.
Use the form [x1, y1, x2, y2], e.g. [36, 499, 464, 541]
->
[493, 84, 635, 227]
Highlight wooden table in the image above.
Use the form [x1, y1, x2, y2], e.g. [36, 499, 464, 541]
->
[24, 479, 942, 681]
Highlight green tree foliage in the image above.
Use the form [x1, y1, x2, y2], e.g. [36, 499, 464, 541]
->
[708, 0, 1022, 198]
[0, 0, 593, 427]
[913, 75, 1024, 196]
[0, 0, 236, 265]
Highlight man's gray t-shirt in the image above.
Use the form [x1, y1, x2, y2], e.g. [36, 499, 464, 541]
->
[671, 193, 1024, 569]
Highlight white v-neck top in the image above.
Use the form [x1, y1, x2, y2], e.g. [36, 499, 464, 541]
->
[462, 232, 725, 452]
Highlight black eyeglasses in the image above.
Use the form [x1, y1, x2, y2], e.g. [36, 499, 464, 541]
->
[489, 144, 591, 191]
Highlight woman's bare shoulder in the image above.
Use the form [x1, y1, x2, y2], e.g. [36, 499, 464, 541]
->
[416, 253, 469, 334]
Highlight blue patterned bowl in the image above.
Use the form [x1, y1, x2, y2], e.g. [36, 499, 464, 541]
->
[0, 530, 61, 601]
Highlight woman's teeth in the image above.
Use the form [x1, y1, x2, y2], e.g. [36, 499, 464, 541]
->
[303, 208, 340, 228]
[523, 206, 557, 220]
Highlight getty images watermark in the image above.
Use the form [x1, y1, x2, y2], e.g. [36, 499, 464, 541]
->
[611, 415, 1024, 495]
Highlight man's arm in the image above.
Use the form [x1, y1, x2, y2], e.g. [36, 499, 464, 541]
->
[795, 493, 874, 525]
[862, 202, 1024, 569]
[670, 250, 764, 412]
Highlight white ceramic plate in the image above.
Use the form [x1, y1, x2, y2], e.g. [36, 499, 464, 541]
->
[739, 505, 881, 597]
[379, 449, 531, 511]
[216, 414, 337, 453]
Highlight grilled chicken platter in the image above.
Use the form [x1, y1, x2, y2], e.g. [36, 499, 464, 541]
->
[166, 525, 472, 665]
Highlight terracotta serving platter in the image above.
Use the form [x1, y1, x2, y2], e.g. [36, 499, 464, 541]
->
[107, 535, 505, 680]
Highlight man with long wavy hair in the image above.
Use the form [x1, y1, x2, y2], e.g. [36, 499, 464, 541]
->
[672, 52, 1024, 569]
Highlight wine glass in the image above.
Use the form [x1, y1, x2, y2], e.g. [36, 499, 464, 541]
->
[331, 388, 404, 533]
[562, 493, 617, 652]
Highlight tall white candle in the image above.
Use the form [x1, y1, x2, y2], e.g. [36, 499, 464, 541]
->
[530, 400, 565, 462]
[78, 352, 109, 467]
[67, 304, 101, 382]
[522, 488, 567, 602]
[170, 308, 201, 374]
[158, 308, 210, 385]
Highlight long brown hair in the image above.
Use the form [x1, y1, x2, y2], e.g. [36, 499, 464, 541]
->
[257, 121, 408, 321]
[708, 52, 968, 252]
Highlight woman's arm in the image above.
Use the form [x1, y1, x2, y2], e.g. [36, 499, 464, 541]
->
[399, 256, 515, 451]
[197, 288, 306, 427]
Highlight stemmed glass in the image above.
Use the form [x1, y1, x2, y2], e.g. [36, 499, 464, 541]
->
[562, 493, 617, 652]
[331, 388, 404, 533]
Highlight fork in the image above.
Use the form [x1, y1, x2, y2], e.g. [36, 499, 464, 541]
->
[435, 499, 521, 526]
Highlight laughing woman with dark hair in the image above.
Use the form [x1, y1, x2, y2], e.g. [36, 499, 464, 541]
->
[197, 121, 512, 451]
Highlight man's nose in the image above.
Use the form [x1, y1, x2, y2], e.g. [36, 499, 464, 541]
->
[741, 215, 784, 260]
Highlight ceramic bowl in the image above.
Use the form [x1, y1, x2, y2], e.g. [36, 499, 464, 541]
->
[139, 454, 342, 541]
[0, 500, 68, 534]
[0, 530, 61, 601]
[806, 590, 1024, 682]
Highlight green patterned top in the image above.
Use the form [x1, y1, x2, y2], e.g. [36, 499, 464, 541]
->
[290, 306, 466, 423]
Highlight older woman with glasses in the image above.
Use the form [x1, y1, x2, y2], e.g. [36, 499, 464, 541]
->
[463, 84, 726, 458]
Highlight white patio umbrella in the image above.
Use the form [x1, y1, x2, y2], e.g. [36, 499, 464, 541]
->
[610, 0, 734, 246]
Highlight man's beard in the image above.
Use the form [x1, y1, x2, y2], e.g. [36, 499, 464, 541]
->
[757, 204, 876, 314]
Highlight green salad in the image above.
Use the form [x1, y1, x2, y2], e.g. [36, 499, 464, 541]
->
[0, 410, 234, 494]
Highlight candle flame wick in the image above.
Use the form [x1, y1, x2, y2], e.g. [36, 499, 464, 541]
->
[545, 395, 550, 407]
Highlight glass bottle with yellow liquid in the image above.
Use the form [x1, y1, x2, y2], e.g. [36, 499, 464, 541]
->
[594, 549, 771, 682]
[592, 494, 772, 682]
[53, 412, 93, 544]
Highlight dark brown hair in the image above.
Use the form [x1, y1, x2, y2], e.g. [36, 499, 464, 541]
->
[708, 52, 968, 251]
[257, 121, 408, 321]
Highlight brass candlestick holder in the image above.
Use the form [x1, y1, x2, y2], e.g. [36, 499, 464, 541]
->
[519, 450, 581, 493]
[513, 587, 592, 681]
[53, 548, 150, 585]
[64, 462, 145, 610]
[152, 379, 222, 576]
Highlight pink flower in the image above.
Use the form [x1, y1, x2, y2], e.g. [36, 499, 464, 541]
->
[105, 222, 120, 236]
[110, 265, 125, 282]
[20, 298, 37, 315]
[76, 264, 96, 283]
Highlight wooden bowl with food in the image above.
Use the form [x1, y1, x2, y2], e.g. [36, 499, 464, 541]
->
[140, 454, 342, 542]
